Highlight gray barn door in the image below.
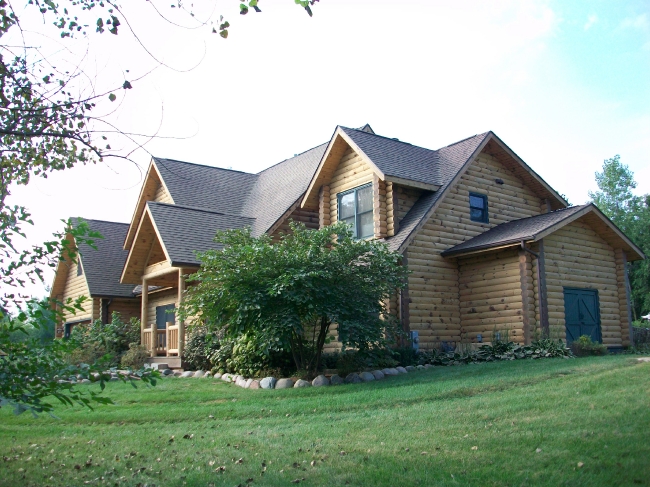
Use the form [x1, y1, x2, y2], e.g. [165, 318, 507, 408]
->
[563, 288, 601, 344]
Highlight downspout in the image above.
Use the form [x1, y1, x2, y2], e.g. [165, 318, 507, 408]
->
[520, 241, 549, 337]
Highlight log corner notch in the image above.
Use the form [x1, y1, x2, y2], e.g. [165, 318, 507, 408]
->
[518, 249, 533, 344]
[318, 185, 331, 229]
[521, 240, 549, 337]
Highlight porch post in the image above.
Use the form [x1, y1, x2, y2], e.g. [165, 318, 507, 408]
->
[141, 277, 150, 355]
[178, 270, 186, 358]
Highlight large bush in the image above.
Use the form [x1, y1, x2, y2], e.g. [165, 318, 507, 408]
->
[180, 222, 408, 376]
[183, 326, 221, 371]
[67, 312, 141, 367]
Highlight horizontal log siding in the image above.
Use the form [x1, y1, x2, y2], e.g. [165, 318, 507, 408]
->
[145, 289, 178, 328]
[271, 207, 319, 240]
[394, 185, 423, 225]
[459, 249, 526, 344]
[60, 259, 93, 323]
[153, 180, 173, 204]
[614, 249, 631, 347]
[544, 220, 622, 346]
[110, 298, 142, 324]
[328, 148, 373, 223]
[406, 151, 544, 347]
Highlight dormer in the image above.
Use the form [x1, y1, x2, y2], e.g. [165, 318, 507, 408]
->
[301, 125, 441, 240]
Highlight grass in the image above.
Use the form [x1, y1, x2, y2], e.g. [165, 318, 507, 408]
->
[1, 355, 649, 487]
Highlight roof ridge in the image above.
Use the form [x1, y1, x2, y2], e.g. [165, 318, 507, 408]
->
[71, 217, 129, 226]
[255, 141, 329, 175]
[147, 201, 255, 219]
[340, 126, 427, 149]
[436, 132, 490, 151]
[153, 156, 256, 176]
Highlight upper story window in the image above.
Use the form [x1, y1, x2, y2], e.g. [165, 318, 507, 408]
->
[469, 192, 489, 223]
[76, 260, 84, 276]
[338, 184, 374, 238]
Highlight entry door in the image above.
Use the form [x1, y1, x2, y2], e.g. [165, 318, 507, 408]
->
[155, 304, 175, 349]
[156, 304, 176, 330]
[563, 288, 601, 344]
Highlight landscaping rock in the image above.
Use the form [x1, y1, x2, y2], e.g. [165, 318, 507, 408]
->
[109, 377, 119, 382]
[221, 373, 232, 382]
[245, 378, 254, 389]
[424, 364, 433, 369]
[330, 374, 344, 385]
[173, 371, 183, 377]
[193, 370, 205, 378]
[202, 372, 213, 379]
[162, 369, 174, 376]
[405, 366, 416, 372]
[213, 373, 222, 379]
[81, 379, 91, 384]
[180, 371, 194, 378]
[294, 379, 311, 388]
[312, 375, 330, 387]
[382, 368, 399, 376]
[249, 380, 260, 389]
[345, 373, 362, 384]
[236, 377, 247, 388]
[275, 378, 294, 389]
[260, 377, 277, 389]
[396, 366, 408, 374]
[416, 365, 425, 370]
[371, 370, 385, 380]
[359, 371, 375, 382]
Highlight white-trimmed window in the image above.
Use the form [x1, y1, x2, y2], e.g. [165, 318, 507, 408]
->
[338, 184, 374, 238]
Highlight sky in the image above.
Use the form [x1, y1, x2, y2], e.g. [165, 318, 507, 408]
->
[7, 0, 650, 298]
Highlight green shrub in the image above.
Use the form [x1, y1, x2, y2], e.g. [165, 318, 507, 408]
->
[571, 335, 607, 357]
[120, 343, 149, 369]
[66, 312, 141, 367]
[183, 326, 220, 371]
[208, 332, 293, 377]
[392, 347, 419, 367]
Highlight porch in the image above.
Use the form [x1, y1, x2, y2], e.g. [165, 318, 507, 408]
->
[139, 263, 189, 364]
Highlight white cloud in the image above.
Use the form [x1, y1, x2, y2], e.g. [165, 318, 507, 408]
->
[621, 13, 648, 30]
[584, 14, 598, 31]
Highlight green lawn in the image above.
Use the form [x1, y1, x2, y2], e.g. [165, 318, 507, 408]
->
[1, 355, 649, 487]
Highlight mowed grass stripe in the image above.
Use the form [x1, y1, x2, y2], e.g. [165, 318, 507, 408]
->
[1, 355, 648, 486]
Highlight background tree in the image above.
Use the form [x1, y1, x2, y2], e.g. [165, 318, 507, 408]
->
[180, 222, 409, 376]
[589, 155, 650, 320]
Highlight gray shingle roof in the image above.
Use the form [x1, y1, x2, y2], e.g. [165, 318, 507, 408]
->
[73, 219, 137, 298]
[147, 202, 255, 266]
[243, 143, 327, 237]
[340, 127, 442, 187]
[385, 133, 490, 252]
[153, 158, 258, 216]
[441, 205, 589, 256]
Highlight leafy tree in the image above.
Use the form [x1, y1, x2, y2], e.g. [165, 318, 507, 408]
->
[180, 222, 409, 376]
[589, 155, 650, 319]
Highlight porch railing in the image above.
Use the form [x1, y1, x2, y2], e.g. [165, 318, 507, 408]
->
[167, 323, 180, 356]
[142, 328, 152, 353]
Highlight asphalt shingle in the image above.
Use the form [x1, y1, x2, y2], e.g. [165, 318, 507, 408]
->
[441, 205, 589, 256]
[73, 219, 136, 298]
[147, 202, 255, 266]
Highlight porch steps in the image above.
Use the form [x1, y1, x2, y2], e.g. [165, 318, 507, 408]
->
[146, 356, 182, 370]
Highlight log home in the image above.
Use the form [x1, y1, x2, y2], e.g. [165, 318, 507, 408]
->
[50, 220, 140, 338]
[51, 124, 644, 366]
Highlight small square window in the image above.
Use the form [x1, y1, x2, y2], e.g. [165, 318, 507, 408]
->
[469, 192, 489, 223]
[338, 184, 374, 238]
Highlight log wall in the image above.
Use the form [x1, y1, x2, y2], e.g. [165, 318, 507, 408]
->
[544, 219, 623, 346]
[406, 151, 544, 349]
[60, 259, 93, 323]
[153, 178, 173, 204]
[458, 249, 527, 344]
[373, 175, 387, 239]
[328, 148, 374, 223]
[394, 185, 423, 224]
[145, 288, 178, 328]
[270, 206, 319, 241]
[110, 298, 142, 324]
